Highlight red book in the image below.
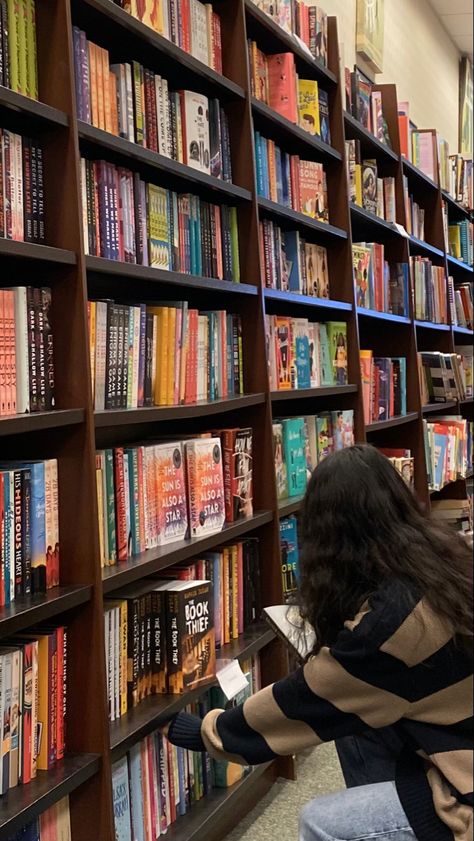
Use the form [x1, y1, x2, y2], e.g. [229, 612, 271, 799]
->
[218, 428, 253, 523]
[7, 289, 16, 415]
[290, 155, 300, 211]
[0, 472, 4, 606]
[0, 290, 5, 415]
[147, 736, 158, 840]
[399, 115, 410, 159]
[267, 53, 298, 123]
[212, 12, 222, 74]
[114, 447, 128, 561]
[181, 0, 191, 53]
[184, 309, 198, 404]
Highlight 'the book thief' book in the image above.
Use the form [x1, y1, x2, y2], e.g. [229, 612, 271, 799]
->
[165, 581, 216, 694]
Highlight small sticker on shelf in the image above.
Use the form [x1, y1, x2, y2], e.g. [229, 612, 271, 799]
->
[216, 659, 249, 700]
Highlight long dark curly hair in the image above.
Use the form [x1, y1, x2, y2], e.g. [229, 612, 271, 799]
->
[299, 444, 473, 656]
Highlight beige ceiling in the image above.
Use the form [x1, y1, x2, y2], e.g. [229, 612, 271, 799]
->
[427, 0, 473, 58]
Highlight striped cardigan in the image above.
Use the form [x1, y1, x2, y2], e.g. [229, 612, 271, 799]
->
[168, 582, 473, 841]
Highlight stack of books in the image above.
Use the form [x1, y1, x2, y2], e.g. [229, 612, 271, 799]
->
[450, 284, 473, 331]
[380, 448, 415, 488]
[7, 797, 72, 841]
[266, 316, 348, 390]
[96, 429, 253, 566]
[259, 220, 330, 296]
[411, 257, 448, 324]
[360, 351, 407, 423]
[88, 301, 244, 410]
[254, 133, 329, 222]
[346, 143, 396, 220]
[0, 130, 45, 243]
[430, 498, 473, 534]
[346, 69, 391, 146]
[248, 1, 329, 65]
[423, 416, 471, 491]
[353, 244, 409, 316]
[273, 410, 355, 499]
[0, 0, 39, 99]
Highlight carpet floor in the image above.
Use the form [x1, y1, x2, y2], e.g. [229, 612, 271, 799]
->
[225, 743, 345, 841]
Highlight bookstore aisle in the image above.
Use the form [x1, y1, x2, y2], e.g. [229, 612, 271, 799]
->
[0, 0, 472, 839]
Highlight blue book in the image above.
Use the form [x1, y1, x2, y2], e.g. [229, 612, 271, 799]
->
[177, 747, 187, 816]
[285, 231, 302, 292]
[112, 756, 132, 841]
[262, 139, 270, 199]
[433, 431, 447, 490]
[282, 418, 307, 497]
[128, 744, 145, 841]
[254, 132, 264, 195]
[279, 515, 300, 599]
[15, 822, 40, 841]
[275, 146, 283, 204]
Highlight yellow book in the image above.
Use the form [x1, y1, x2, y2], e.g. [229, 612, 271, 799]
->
[298, 79, 320, 136]
[119, 600, 128, 716]
[355, 164, 363, 207]
[149, 306, 169, 405]
[449, 226, 461, 259]
[167, 306, 177, 405]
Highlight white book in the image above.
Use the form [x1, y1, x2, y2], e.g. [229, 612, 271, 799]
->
[56, 797, 73, 841]
[197, 315, 207, 401]
[94, 301, 108, 410]
[190, 0, 209, 65]
[131, 305, 140, 409]
[180, 90, 210, 174]
[161, 78, 172, 159]
[12, 287, 29, 414]
[114, 606, 121, 722]
[155, 75, 167, 157]
[9, 649, 20, 789]
[80, 158, 89, 254]
[126, 307, 134, 409]
[0, 654, 4, 793]
[104, 610, 110, 719]
[109, 608, 115, 722]
[124, 64, 135, 143]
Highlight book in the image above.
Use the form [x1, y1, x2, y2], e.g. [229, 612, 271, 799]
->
[165, 581, 216, 693]
[279, 515, 299, 600]
[298, 79, 320, 136]
[112, 756, 133, 841]
[216, 428, 253, 522]
[326, 322, 348, 386]
[185, 438, 225, 537]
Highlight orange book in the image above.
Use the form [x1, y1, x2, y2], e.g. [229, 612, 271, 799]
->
[267, 52, 297, 123]
[88, 42, 99, 128]
[56, 626, 65, 761]
[95, 44, 106, 131]
[167, 306, 176, 405]
[35, 633, 56, 771]
[267, 139, 277, 202]
[360, 350, 373, 424]
[230, 543, 239, 639]
[109, 72, 119, 136]
[101, 48, 113, 134]
[399, 115, 410, 159]
[222, 546, 230, 644]
[149, 306, 169, 406]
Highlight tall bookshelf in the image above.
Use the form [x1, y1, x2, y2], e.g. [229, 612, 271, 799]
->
[0, 2, 471, 840]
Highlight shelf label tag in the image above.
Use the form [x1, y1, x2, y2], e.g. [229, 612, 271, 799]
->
[216, 659, 249, 700]
[392, 223, 409, 238]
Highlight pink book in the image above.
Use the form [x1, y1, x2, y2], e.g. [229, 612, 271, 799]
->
[417, 131, 437, 183]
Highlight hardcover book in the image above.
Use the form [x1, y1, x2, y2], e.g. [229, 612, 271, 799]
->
[298, 79, 320, 136]
[327, 321, 348, 386]
[279, 515, 299, 600]
[217, 428, 253, 522]
[180, 90, 210, 174]
[282, 417, 307, 497]
[165, 581, 216, 693]
[155, 442, 188, 545]
[185, 438, 225, 537]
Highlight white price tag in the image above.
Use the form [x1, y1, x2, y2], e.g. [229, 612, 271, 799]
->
[216, 659, 249, 701]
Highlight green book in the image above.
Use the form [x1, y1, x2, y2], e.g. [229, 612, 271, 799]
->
[7, 0, 20, 93]
[25, 0, 38, 99]
[17, 0, 28, 95]
[132, 60, 144, 145]
[229, 206, 240, 283]
[326, 321, 348, 386]
[105, 448, 117, 563]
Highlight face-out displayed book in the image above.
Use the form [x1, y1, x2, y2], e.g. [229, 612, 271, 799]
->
[263, 604, 316, 662]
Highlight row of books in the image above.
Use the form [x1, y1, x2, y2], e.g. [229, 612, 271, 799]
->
[0, 129, 45, 243]
[96, 430, 253, 565]
[419, 349, 471, 405]
[0, 286, 55, 416]
[411, 257, 448, 325]
[0, 624, 66, 797]
[104, 548, 260, 712]
[360, 351, 407, 424]
[248, 46, 331, 144]
[280, 514, 299, 600]
[430, 497, 473, 535]
[346, 143, 396, 221]
[73, 33, 232, 180]
[381, 448, 415, 488]
[259, 219, 329, 297]
[450, 284, 473, 332]
[88, 300, 244, 411]
[353, 244, 409, 316]
[0, 458, 59, 604]
[111, 0, 223, 73]
[0, 0, 38, 100]
[254, 133, 329, 223]
[7, 797, 71, 841]
[424, 417, 472, 492]
[112, 659, 260, 839]
[273, 410, 355, 499]
[80, 159, 241, 279]
[447, 219, 473, 267]
[266, 316, 348, 390]
[248, 0, 328, 65]
[403, 180, 425, 240]
[441, 154, 473, 211]
[345, 68, 391, 147]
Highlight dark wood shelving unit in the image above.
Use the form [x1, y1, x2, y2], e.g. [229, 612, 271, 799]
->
[446, 254, 474, 276]
[408, 236, 445, 259]
[441, 190, 473, 221]
[414, 320, 452, 332]
[5, 3, 471, 839]
[422, 401, 459, 415]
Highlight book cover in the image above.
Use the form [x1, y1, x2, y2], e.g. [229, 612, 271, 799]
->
[185, 438, 225, 537]
[112, 756, 132, 841]
[279, 515, 299, 600]
[165, 581, 215, 693]
[327, 321, 348, 386]
[316, 413, 333, 461]
[218, 428, 253, 522]
[267, 52, 297, 124]
[155, 442, 188, 545]
[298, 79, 320, 136]
[362, 159, 377, 215]
[272, 422, 288, 500]
[180, 90, 210, 174]
[353, 244, 372, 309]
[293, 318, 310, 390]
[275, 316, 291, 389]
[318, 89, 331, 145]
[331, 410, 354, 450]
[282, 417, 307, 498]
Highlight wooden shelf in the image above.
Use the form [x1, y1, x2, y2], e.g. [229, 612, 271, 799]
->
[414, 320, 451, 331]
[109, 626, 275, 759]
[408, 236, 445, 259]
[94, 394, 266, 427]
[0, 239, 76, 264]
[0, 586, 91, 640]
[350, 205, 402, 238]
[278, 495, 305, 517]
[257, 197, 347, 240]
[402, 158, 439, 192]
[78, 122, 252, 202]
[271, 384, 358, 402]
[244, 0, 337, 84]
[0, 409, 85, 437]
[441, 191, 473, 221]
[366, 412, 419, 432]
[251, 99, 341, 162]
[447, 255, 474, 276]
[0, 87, 69, 128]
[102, 511, 274, 593]
[85, 256, 258, 296]
[357, 307, 411, 324]
[343, 112, 398, 163]
[0, 754, 100, 839]
[78, 0, 245, 100]
[422, 401, 458, 415]
[264, 289, 352, 312]
[452, 325, 474, 337]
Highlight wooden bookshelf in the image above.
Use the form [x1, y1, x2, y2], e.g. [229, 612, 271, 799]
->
[2, 2, 471, 840]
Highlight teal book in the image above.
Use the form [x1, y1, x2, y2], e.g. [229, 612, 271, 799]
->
[282, 417, 307, 497]
[112, 756, 132, 841]
[105, 449, 117, 563]
[294, 320, 311, 390]
[279, 514, 300, 600]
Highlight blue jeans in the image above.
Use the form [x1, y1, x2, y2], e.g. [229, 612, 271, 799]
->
[299, 781, 416, 841]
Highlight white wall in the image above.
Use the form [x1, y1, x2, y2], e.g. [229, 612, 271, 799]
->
[311, 0, 461, 151]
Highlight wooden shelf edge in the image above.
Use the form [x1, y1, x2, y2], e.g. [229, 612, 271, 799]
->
[102, 511, 274, 593]
[0, 754, 100, 838]
[251, 99, 341, 161]
[109, 626, 275, 759]
[357, 307, 411, 324]
[264, 289, 352, 311]
[414, 320, 451, 332]
[343, 112, 398, 162]
[422, 401, 458, 415]
[278, 495, 305, 516]
[0, 88, 69, 127]
[77, 122, 252, 202]
[0, 409, 85, 437]
[94, 394, 266, 427]
[366, 412, 419, 432]
[0, 586, 92, 640]
[81, 0, 245, 99]
[0, 240, 76, 264]
[257, 197, 347, 239]
[402, 157, 439, 191]
[408, 236, 445, 259]
[350, 204, 401, 235]
[271, 384, 358, 401]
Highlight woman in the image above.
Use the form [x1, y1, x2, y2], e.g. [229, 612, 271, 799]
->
[166, 445, 473, 841]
